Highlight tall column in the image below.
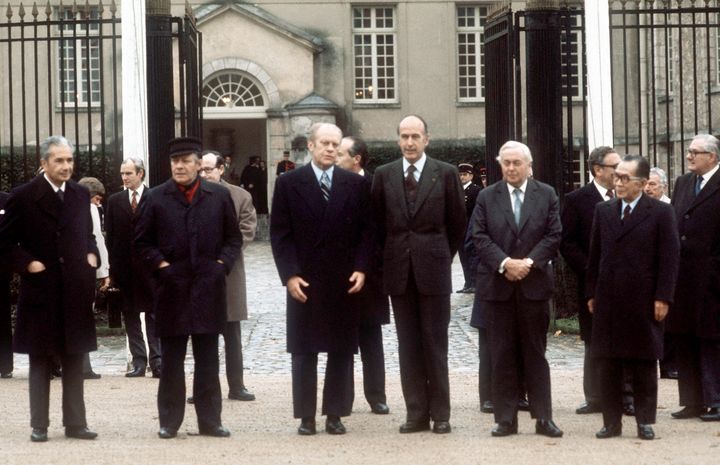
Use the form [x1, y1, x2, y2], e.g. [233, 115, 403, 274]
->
[525, 0, 562, 189]
[146, 0, 174, 186]
[121, 0, 148, 174]
[584, 0, 614, 151]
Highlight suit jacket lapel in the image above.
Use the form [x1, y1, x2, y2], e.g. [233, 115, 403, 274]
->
[389, 160, 411, 220]
[319, 170, 351, 239]
[691, 169, 720, 209]
[496, 181, 518, 235]
[412, 158, 439, 216]
[616, 195, 651, 239]
[517, 180, 537, 232]
[292, 164, 326, 221]
[32, 176, 61, 222]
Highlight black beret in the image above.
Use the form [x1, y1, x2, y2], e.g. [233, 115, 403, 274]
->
[167, 136, 202, 158]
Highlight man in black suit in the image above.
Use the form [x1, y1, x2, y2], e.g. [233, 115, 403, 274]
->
[0, 192, 13, 379]
[667, 133, 720, 422]
[586, 155, 680, 440]
[337, 135, 390, 415]
[105, 157, 161, 378]
[135, 137, 242, 439]
[470, 140, 563, 438]
[560, 146, 621, 415]
[371, 115, 466, 434]
[0, 136, 99, 442]
[457, 163, 482, 294]
[271, 123, 372, 436]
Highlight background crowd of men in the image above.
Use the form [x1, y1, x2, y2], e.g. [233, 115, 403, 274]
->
[0, 120, 718, 444]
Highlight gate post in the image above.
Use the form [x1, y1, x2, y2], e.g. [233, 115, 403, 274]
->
[146, 0, 174, 186]
[525, 0, 563, 189]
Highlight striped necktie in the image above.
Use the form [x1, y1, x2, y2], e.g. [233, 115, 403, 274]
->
[320, 171, 331, 202]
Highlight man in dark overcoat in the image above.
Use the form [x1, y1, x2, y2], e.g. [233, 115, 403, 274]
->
[586, 155, 680, 440]
[371, 115, 466, 434]
[667, 133, 720, 422]
[470, 140, 563, 438]
[0, 136, 99, 442]
[0, 191, 12, 378]
[105, 157, 161, 378]
[134, 137, 242, 439]
[271, 123, 373, 436]
[337, 135, 390, 415]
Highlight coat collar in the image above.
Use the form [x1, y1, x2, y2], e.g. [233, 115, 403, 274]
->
[607, 194, 652, 240]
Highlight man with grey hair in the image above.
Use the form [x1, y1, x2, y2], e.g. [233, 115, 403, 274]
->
[470, 140, 563, 438]
[106, 157, 161, 378]
[645, 167, 671, 203]
[667, 133, 720, 422]
[0, 135, 100, 442]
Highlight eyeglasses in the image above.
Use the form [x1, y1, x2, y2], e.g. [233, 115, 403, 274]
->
[687, 149, 712, 156]
[200, 167, 218, 173]
[612, 173, 644, 184]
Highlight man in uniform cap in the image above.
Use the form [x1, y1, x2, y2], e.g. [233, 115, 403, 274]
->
[457, 163, 482, 293]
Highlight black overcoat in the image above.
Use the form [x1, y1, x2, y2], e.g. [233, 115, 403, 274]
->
[270, 165, 373, 354]
[586, 195, 680, 360]
[0, 176, 99, 355]
[134, 178, 242, 337]
[667, 170, 720, 339]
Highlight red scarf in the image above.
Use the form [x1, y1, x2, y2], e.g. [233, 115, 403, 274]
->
[176, 177, 200, 203]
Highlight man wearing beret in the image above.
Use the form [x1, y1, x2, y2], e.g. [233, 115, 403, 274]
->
[135, 136, 242, 439]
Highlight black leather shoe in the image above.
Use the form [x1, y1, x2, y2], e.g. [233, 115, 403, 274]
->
[199, 425, 231, 437]
[671, 406, 705, 419]
[325, 416, 346, 435]
[660, 370, 678, 380]
[125, 366, 146, 378]
[65, 426, 98, 440]
[491, 420, 518, 437]
[517, 397, 530, 411]
[456, 287, 469, 293]
[433, 421, 451, 434]
[30, 428, 48, 442]
[700, 408, 720, 422]
[536, 419, 563, 438]
[480, 400, 494, 414]
[228, 387, 255, 401]
[575, 402, 602, 414]
[1, 371, 12, 379]
[298, 417, 316, 436]
[158, 427, 177, 439]
[637, 424, 654, 440]
[370, 402, 389, 414]
[187, 397, 194, 404]
[151, 368, 161, 379]
[623, 404, 635, 416]
[83, 371, 101, 380]
[596, 423, 622, 439]
[461, 287, 475, 294]
[399, 420, 430, 433]
[49, 367, 62, 379]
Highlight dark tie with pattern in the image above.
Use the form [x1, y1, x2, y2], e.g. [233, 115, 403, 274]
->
[320, 171, 331, 202]
[606, 189, 614, 199]
[405, 165, 418, 206]
[695, 175, 703, 197]
[57, 189, 64, 202]
[622, 204, 632, 224]
[131, 190, 138, 212]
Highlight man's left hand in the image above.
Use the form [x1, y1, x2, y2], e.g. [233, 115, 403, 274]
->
[87, 253, 98, 268]
[348, 271, 366, 294]
[654, 300, 669, 322]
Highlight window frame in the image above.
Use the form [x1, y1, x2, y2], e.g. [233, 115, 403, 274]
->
[456, 5, 489, 103]
[56, 7, 102, 108]
[351, 5, 398, 104]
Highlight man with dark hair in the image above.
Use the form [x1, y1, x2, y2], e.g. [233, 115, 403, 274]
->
[135, 137, 242, 439]
[106, 157, 161, 378]
[457, 163, 482, 294]
[0, 191, 12, 379]
[587, 154, 680, 440]
[0, 135, 99, 442]
[668, 133, 720, 422]
[560, 146, 622, 415]
[337, 135, 390, 415]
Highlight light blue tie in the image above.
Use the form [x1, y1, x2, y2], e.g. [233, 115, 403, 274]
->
[320, 171, 331, 202]
[513, 188, 522, 226]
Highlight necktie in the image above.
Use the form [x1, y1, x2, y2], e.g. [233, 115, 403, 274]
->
[131, 190, 138, 212]
[606, 189, 614, 199]
[57, 189, 64, 202]
[622, 204, 632, 223]
[320, 171, 331, 202]
[513, 188, 522, 226]
[405, 165, 418, 206]
[695, 175, 703, 196]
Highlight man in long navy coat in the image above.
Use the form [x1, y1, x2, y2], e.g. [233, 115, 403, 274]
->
[0, 136, 99, 442]
[586, 155, 680, 440]
[135, 137, 242, 439]
[271, 123, 373, 436]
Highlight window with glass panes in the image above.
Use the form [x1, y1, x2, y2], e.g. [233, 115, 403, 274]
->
[352, 6, 397, 102]
[457, 5, 488, 102]
[58, 7, 101, 106]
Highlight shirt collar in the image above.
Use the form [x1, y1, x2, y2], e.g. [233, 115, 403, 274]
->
[593, 180, 610, 199]
[700, 163, 720, 183]
[462, 181, 472, 189]
[43, 173, 65, 193]
[127, 183, 145, 198]
[403, 153, 427, 174]
[357, 168, 365, 177]
[311, 162, 334, 183]
[506, 179, 528, 196]
[622, 193, 642, 212]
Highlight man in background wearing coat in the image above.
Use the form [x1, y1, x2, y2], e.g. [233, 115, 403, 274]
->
[0, 136, 99, 442]
[586, 154, 680, 440]
[271, 123, 373, 436]
[0, 191, 12, 379]
[371, 115, 466, 434]
[135, 137, 242, 439]
[337, 135, 390, 415]
[105, 157, 161, 378]
[667, 133, 720, 422]
[199, 150, 257, 401]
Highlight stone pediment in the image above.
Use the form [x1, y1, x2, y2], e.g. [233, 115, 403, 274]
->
[194, 2, 323, 53]
[286, 93, 338, 112]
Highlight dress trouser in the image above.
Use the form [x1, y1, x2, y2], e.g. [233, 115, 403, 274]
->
[599, 358, 657, 425]
[124, 310, 161, 371]
[676, 334, 720, 408]
[478, 328, 492, 404]
[0, 275, 12, 374]
[458, 246, 474, 289]
[291, 352, 354, 419]
[486, 290, 553, 424]
[390, 272, 451, 423]
[158, 334, 221, 431]
[29, 353, 86, 429]
[358, 324, 387, 406]
[223, 321, 245, 393]
[582, 341, 603, 406]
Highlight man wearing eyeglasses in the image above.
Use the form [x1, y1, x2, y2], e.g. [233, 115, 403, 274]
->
[666, 134, 720, 422]
[587, 154, 680, 440]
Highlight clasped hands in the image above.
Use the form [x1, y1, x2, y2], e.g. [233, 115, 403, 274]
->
[503, 258, 531, 282]
[287, 272, 366, 303]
